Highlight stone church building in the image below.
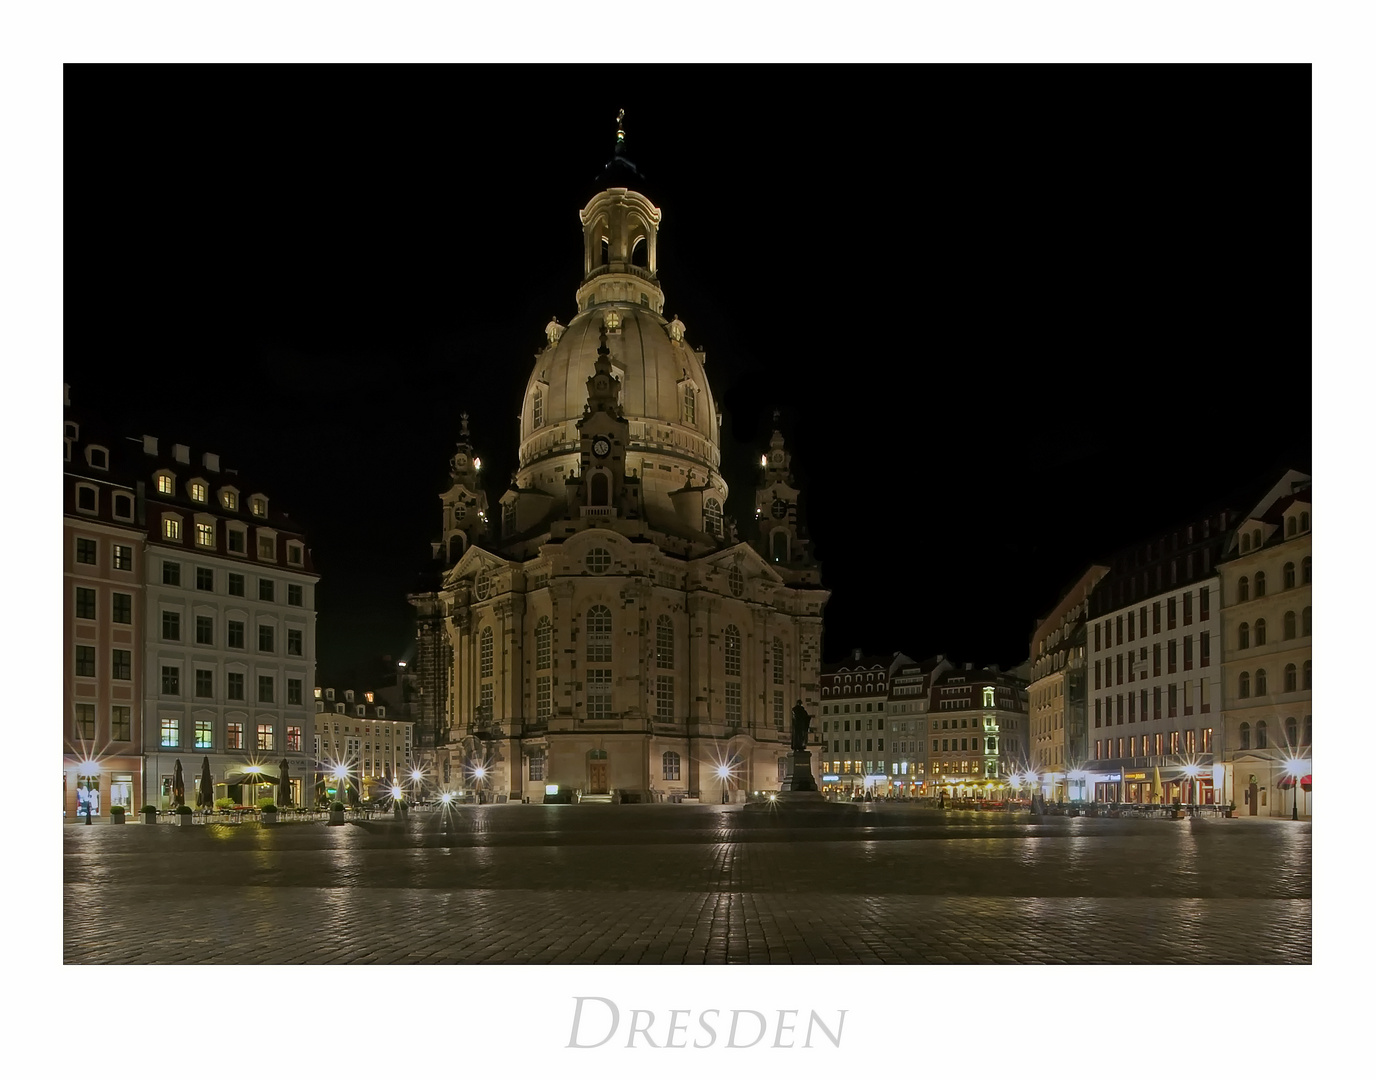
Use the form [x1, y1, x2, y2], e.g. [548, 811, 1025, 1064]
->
[410, 125, 829, 803]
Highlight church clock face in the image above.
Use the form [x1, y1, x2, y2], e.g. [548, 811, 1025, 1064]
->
[591, 436, 611, 459]
[454, 454, 468, 469]
[771, 450, 785, 465]
[771, 498, 789, 519]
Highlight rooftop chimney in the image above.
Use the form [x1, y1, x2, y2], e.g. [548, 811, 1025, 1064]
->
[203, 452, 220, 472]
[143, 435, 158, 455]
[173, 444, 190, 464]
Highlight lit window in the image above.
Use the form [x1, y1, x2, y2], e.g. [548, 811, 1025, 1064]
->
[190, 482, 207, 503]
[257, 724, 275, 751]
[163, 518, 181, 541]
[157, 475, 174, 495]
[196, 522, 214, 547]
[161, 718, 179, 747]
[226, 723, 242, 750]
[114, 544, 133, 570]
[195, 720, 213, 748]
[287, 726, 302, 751]
[222, 490, 238, 510]
[258, 536, 275, 559]
[252, 497, 267, 517]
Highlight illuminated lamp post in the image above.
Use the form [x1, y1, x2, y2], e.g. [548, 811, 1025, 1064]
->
[410, 768, 423, 803]
[1182, 763, 1201, 810]
[332, 764, 348, 807]
[473, 763, 488, 803]
[244, 763, 263, 809]
[716, 764, 732, 804]
[1285, 757, 1304, 821]
[79, 759, 99, 824]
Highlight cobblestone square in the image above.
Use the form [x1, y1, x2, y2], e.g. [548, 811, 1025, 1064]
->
[63, 804, 1311, 964]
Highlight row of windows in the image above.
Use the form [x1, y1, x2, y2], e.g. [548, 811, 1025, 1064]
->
[1239, 514, 1310, 554]
[1096, 682, 1213, 724]
[1096, 589, 1212, 651]
[157, 718, 302, 751]
[1238, 716, 1310, 751]
[152, 474, 265, 517]
[822, 702, 886, 715]
[1094, 728, 1214, 759]
[160, 562, 304, 605]
[1237, 608, 1311, 647]
[823, 716, 887, 732]
[70, 703, 132, 742]
[524, 614, 786, 679]
[1238, 662, 1311, 697]
[74, 537, 134, 569]
[73, 588, 133, 623]
[155, 666, 306, 705]
[1097, 634, 1212, 689]
[1236, 559, 1311, 602]
[159, 613, 305, 655]
[829, 737, 893, 753]
[160, 516, 303, 565]
[72, 484, 134, 519]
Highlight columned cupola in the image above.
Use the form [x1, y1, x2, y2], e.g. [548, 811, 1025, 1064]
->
[575, 111, 665, 316]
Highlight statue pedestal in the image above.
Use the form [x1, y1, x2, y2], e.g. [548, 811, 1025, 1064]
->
[784, 750, 818, 793]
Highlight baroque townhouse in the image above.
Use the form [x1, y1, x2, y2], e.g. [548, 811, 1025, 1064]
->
[414, 121, 828, 804]
[818, 651, 911, 796]
[139, 436, 319, 809]
[314, 688, 416, 803]
[1027, 566, 1106, 801]
[1219, 471, 1312, 817]
[63, 389, 145, 816]
[926, 664, 1028, 799]
[886, 654, 953, 796]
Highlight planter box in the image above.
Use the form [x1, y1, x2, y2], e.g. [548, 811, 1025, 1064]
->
[110, 810, 126, 825]
[178, 814, 193, 826]
[142, 811, 157, 824]
[262, 811, 278, 824]
[329, 809, 346, 825]
[1172, 809, 1187, 819]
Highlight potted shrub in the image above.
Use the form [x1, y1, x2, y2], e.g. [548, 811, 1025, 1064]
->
[140, 804, 158, 825]
[215, 797, 235, 813]
[110, 805, 126, 825]
[1225, 801, 1238, 819]
[258, 800, 279, 824]
[176, 804, 194, 826]
[1172, 799, 1186, 820]
[329, 801, 346, 825]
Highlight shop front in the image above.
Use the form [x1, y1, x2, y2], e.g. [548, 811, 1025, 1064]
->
[64, 756, 142, 818]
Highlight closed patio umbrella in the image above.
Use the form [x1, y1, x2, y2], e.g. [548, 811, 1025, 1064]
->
[197, 757, 214, 809]
[1151, 766, 1164, 804]
[172, 759, 185, 808]
[278, 758, 292, 807]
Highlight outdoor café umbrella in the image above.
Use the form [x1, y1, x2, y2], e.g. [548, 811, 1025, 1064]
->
[1151, 766, 1164, 804]
[197, 756, 213, 809]
[278, 758, 292, 807]
[172, 759, 185, 808]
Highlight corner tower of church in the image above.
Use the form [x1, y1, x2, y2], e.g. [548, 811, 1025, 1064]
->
[416, 113, 829, 806]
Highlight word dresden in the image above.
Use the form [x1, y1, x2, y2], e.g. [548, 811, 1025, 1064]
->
[567, 997, 846, 1049]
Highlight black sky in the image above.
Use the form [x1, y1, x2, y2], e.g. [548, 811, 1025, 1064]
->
[63, 66, 1311, 684]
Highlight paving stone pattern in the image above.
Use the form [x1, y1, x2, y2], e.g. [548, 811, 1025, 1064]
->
[63, 805, 1310, 964]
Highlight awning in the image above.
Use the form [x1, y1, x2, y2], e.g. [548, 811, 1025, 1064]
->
[224, 771, 279, 784]
[1277, 774, 1313, 791]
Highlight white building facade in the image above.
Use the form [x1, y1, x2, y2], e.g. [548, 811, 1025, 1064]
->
[140, 438, 319, 809]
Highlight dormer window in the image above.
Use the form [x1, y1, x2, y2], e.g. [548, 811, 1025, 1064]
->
[258, 533, 276, 560]
[683, 386, 696, 425]
[336, 704, 345, 714]
[251, 496, 267, 517]
[356, 706, 366, 717]
[221, 488, 239, 511]
[75, 484, 97, 513]
[65, 422, 78, 440]
[287, 542, 303, 566]
[113, 493, 133, 521]
[195, 522, 215, 548]
[189, 481, 207, 503]
[156, 474, 174, 495]
[86, 446, 108, 470]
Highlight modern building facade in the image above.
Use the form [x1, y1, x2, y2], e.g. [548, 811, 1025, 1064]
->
[1083, 506, 1242, 805]
[1218, 472, 1312, 817]
[63, 390, 146, 817]
[138, 436, 319, 809]
[1027, 566, 1107, 801]
[424, 126, 829, 804]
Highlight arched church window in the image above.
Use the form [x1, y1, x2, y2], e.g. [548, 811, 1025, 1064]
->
[1239, 722, 1251, 750]
[535, 617, 552, 671]
[480, 627, 493, 680]
[1254, 618, 1266, 646]
[600, 237, 609, 266]
[771, 531, 788, 563]
[1255, 668, 1267, 695]
[631, 236, 648, 267]
[1239, 671, 1250, 697]
[704, 498, 722, 538]
[1284, 664, 1297, 692]
[656, 615, 674, 668]
[1254, 571, 1266, 598]
[1286, 717, 1298, 747]
[662, 751, 680, 781]
[590, 472, 610, 507]
[683, 386, 696, 425]
[1237, 576, 1249, 603]
[586, 606, 612, 663]
[724, 625, 741, 677]
[1255, 720, 1268, 749]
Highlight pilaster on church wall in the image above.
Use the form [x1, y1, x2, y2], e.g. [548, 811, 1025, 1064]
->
[686, 591, 713, 726]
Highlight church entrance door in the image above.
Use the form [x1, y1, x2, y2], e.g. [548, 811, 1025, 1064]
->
[588, 762, 609, 794]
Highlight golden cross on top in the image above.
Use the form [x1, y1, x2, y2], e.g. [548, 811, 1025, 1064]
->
[616, 108, 625, 144]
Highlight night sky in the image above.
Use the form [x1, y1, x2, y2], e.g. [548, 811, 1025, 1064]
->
[63, 66, 1310, 685]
